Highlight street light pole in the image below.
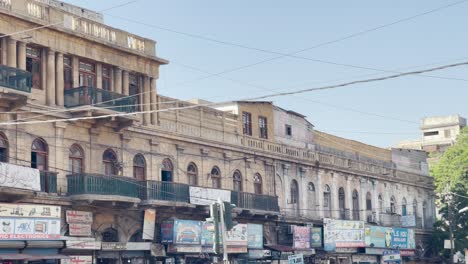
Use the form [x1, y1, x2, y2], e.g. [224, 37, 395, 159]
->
[446, 184, 455, 264]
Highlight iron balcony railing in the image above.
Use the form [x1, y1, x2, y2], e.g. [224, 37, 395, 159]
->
[231, 191, 280, 212]
[64, 86, 137, 113]
[140, 180, 190, 203]
[67, 173, 141, 198]
[0, 65, 32, 93]
[40, 171, 57, 193]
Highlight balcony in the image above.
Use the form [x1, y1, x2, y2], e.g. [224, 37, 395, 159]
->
[380, 212, 402, 227]
[140, 180, 191, 206]
[40, 171, 57, 194]
[67, 173, 141, 204]
[64, 86, 139, 131]
[231, 191, 280, 214]
[0, 162, 41, 200]
[0, 65, 31, 110]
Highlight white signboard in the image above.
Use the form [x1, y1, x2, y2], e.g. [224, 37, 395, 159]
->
[189, 186, 231, 206]
[66, 240, 101, 250]
[0, 162, 40, 191]
[69, 223, 92, 237]
[401, 215, 416, 227]
[66, 211, 93, 224]
[288, 254, 304, 264]
[61, 256, 92, 264]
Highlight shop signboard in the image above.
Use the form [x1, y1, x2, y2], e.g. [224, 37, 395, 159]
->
[167, 245, 202, 253]
[288, 254, 304, 264]
[101, 242, 127, 250]
[0, 162, 41, 191]
[66, 211, 93, 224]
[69, 223, 92, 237]
[66, 240, 101, 250]
[365, 248, 386, 255]
[293, 226, 310, 249]
[189, 186, 231, 206]
[382, 250, 401, 262]
[248, 249, 272, 259]
[173, 220, 202, 245]
[310, 227, 322, 248]
[352, 255, 377, 263]
[201, 222, 215, 246]
[391, 228, 415, 249]
[364, 226, 392, 248]
[399, 249, 415, 256]
[61, 256, 93, 264]
[247, 224, 263, 249]
[335, 248, 358, 253]
[323, 218, 365, 251]
[401, 215, 416, 227]
[0, 203, 61, 240]
[161, 220, 174, 243]
[226, 224, 248, 246]
[142, 209, 156, 240]
[226, 247, 248, 253]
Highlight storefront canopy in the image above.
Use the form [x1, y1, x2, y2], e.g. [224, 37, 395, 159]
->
[0, 254, 32, 260]
[27, 255, 71, 261]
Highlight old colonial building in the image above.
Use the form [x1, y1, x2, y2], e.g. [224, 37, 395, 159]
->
[0, 1, 435, 264]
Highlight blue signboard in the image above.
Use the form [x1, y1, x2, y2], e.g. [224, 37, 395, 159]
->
[173, 220, 202, 245]
[161, 220, 174, 243]
[310, 227, 322, 248]
[365, 226, 392, 248]
[391, 228, 408, 249]
[247, 224, 263, 249]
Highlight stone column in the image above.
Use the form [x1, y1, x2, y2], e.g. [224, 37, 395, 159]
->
[114, 67, 122, 94]
[96, 63, 102, 89]
[1, 38, 7, 65]
[7, 38, 17, 68]
[46, 49, 56, 106]
[317, 169, 324, 219]
[122, 70, 129, 95]
[150, 81, 159, 125]
[55, 52, 64, 106]
[346, 176, 353, 218]
[17, 42, 26, 70]
[55, 122, 67, 192]
[299, 167, 307, 217]
[332, 173, 340, 219]
[72, 56, 79, 87]
[360, 179, 367, 221]
[373, 180, 380, 222]
[109, 67, 114, 92]
[143, 76, 151, 125]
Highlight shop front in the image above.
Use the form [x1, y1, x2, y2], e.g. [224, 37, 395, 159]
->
[98, 242, 151, 264]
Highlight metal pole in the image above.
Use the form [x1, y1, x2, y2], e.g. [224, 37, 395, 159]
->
[446, 184, 455, 264]
[218, 199, 229, 263]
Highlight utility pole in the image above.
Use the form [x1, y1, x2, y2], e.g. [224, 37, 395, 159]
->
[218, 199, 229, 264]
[446, 184, 455, 264]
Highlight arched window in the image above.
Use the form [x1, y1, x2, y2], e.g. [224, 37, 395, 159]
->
[290, 180, 299, 204]
[101, 228, 119, 242]
[338, 187, 345, 219]
[69, 144, 84, 174]
[161, 158, 173, 182]
[0, 133, 8, 162]
[31, 138, 48, 171]
[308, 182, 316, 215]
[324, 185, 332, 217]
[129, 230, 144, 242]
[366, 192, 372, 211]
[211, 166, 221, 188]
[378, 194, 383, 213]
[102, 149, 118, 176]
[254, 173, 262, 194]
[352, 190, 359, 220]
[413, 199, 418, 216]
[402, 198, 407, 216]
[133, 154, 146, 181]
[308, 182, 315, 192]
[233, 170, 243, 192]
[187, 163, 198, 186]
[390, 196, 396, 214]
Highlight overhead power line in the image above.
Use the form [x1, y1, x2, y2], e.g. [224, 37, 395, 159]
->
[2, 60, 468, 126]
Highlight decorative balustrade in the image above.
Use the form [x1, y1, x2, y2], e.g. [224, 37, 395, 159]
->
[40, 171, 57, 194]
[64, 86, 137, 113]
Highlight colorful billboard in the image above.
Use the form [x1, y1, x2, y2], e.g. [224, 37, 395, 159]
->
[0, 203, 61, 240]
[293, 226, 310, 249]
[201, 222, 215, 246]
[324, 218, 365, 251]
[310, 227, 322, 248]
[142, 209, 156, 240]
[247, 224, 263, 249]
[173, 220, 201, 245]
[226, 224, 248, 246]
[161, 220, 174, 243]
[391, 228, 416, 249]
[364, 226, 392, 248]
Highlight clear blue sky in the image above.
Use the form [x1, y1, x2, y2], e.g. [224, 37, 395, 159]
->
[66, 0, 468, 148]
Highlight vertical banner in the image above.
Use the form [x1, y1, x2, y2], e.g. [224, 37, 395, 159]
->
[142, 209, 156, 240]
[247, 224, 263, 249]
[310, 227, 323, 248]
[293, 226, 310, 249]
[161, 220, 174, 243]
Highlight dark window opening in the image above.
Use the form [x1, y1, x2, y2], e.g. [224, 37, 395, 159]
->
[423, 131, 439, 136]
[285, 124, 292, 136]
[258, 116, 268, 139]
[242, 112, 252, 136]
[63, 56, 73, 89]
[26, 46, 42, 89]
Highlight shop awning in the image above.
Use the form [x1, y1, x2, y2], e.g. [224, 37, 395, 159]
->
[0, 254, 33, 260]
[27, 254, 71, 261]
[265, 245, 294, 252]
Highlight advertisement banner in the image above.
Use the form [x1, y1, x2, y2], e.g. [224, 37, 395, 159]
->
[364, 226, 392, 248]
[293, 226, 310, 249]
[161, 220, 174, 243]
[247, 224, 263, 249]
[173, 220, 201, 245]
[352, 255, 377, 263]
[324, 218, 365, 251]
[0, 162, 41, 191]
[288, 254, 304, 264]
[201, 222, 215, 246]
[382, 250, 401, 262]
[0, 204, 61, 240]
[69, 223, 92, 237]
[401, 215, 416, 227]
[189, 186, 231, 206]
[391, 228, 415, 249]
[226, 224, 248, 246]
[61, 256, 93, 264]
[66, 211, 93, 224]
[310, 227, 322, 248]
[66, 240, 101, 250]
[142, 209, 156, 240]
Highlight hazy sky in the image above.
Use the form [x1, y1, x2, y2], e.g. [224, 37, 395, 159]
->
[65, 0, 468, 147]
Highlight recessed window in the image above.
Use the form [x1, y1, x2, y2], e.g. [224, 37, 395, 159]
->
[423, 131, 439, 136]
[26, 46, 42, 89]
[444, 129, 451, 138]
[258, 116, 268, 139]
[63, 56, 73, 89]
[102, 65, 111, 91]
[285, 124, 292, 136]
[79, 60, 96, 87]
[242, 112, 252, 136]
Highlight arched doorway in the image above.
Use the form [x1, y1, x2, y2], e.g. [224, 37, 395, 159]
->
[161, 158, 173, 182]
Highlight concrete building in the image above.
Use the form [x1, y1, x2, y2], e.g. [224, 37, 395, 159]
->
[397, 115, 466, 159]
[0, 1, 435, 264]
